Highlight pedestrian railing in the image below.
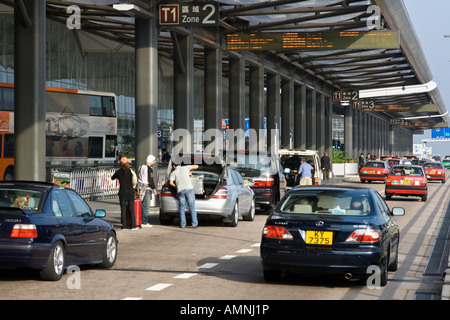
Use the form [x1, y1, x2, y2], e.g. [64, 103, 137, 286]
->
[49, 162, 169, 201]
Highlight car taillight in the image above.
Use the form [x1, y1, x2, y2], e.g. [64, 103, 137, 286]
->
[212, 187, 228, 199]
[10, 224, 37, 238]
[345, 228, 380, 244]
[263, 226, 293, 240]
[160, 185, 173, 197]
[253, 177, 274, 187]
[386, 177, 391, 184]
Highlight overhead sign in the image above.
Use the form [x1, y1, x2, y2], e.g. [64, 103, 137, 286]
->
[353, 100, 375, 109]
[431, 128, 450, 139]
[332, 90, 359, 102]
[362, 104, 439, 113]
[226, 30, 400, 51]
[159, 2, 219, 26]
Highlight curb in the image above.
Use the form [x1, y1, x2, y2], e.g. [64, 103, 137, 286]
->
[442, 257, 450, 300]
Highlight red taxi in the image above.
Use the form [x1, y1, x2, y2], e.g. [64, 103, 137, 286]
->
[385, 165, 427, 201]
[359, 160, 391, 183]
[423, 162, 446, 183]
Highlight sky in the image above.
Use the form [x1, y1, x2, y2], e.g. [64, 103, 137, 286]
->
[403, 0, 450, 157]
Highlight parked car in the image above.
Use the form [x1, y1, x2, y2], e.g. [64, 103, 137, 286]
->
[443, 159, 450, 169]
[0, 181, 117, 281]
[278, 149, 323, 188]
[359, 161, 391, 183]
[423, 162, 446, 183]
[260, 186, 405, 286]
[385, 165, 428, 201]
[226, 151, 286, 211]
[159, 154, 255, 227]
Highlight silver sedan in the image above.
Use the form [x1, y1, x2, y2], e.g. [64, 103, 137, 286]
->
[159, 156, 255, 227]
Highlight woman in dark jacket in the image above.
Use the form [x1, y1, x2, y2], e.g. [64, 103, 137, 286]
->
[112, 157, 137, 229]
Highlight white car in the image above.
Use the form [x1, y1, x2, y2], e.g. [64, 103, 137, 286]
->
[278, 149, 323, 188]
[159, 154, 255, 227]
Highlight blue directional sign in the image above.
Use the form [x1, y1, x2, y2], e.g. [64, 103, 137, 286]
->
[431, 128, 450, 139]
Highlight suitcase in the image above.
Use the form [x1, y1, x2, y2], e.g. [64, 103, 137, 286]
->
[126, 198, 142, 228]
[190, 176, 204, 195]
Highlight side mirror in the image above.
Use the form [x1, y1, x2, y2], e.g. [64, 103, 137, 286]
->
[392, 207, 405, 216]
[95, 209, 106, 218]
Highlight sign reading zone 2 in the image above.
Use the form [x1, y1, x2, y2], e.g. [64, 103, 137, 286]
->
[159, 3, 219, 27]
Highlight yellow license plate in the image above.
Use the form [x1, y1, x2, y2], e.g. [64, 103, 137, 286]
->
[369, 170, 375, 174]
[306, 230, 333, 245]
[430, 170, 435, 174]
[401, 179, 412, 185]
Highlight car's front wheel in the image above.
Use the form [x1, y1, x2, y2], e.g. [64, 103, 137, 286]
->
[99, 233, 117, 268]
[40, 241, 65, 281]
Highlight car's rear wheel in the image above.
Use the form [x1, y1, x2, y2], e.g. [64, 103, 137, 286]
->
[40, 241, 65, 281]
[226, 202, 239, 227]
[243, 198, 255, 221]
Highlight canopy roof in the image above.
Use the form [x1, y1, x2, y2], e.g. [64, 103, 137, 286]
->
[0, 0, 447, 127]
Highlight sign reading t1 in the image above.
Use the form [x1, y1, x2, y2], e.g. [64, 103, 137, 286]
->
[159, 2, 219, 26]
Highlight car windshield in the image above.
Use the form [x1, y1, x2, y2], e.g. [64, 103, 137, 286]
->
[390, 166, 424, 176]
[228, 153, 271, 172]
[279, 189, 373, 216]
[424, 163, 443, 169]
[0, 188, 43, 211]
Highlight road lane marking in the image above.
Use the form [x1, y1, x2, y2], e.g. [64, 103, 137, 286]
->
[146, 283, 172, 291]
[236, 249, 253, 253]
[174, 273, 198, 279]
[198, 263, 218, 269]
[219, 255, 237, 260]
[123, 297, 143, 300]
[252, 243, 260, 247]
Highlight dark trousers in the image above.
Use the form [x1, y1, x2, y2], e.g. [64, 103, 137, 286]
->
[120, 199, 135, 228]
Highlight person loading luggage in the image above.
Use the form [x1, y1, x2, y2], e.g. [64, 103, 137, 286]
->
[169, 163, 199, 228]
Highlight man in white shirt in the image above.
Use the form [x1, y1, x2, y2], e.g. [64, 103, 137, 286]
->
[169, 163, 199, 228]
[138, 155, 158, 227]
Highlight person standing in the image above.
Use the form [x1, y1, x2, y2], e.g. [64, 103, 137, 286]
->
[138, 155, 158, 228]
[320, 152, 331, 180]
[358, 153, 365, 170]
[298, 158, 313, 185]
[112, 157, 138, 230]
[169, 163, 199, 228]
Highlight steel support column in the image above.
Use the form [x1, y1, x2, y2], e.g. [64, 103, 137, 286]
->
[281, 79, 294, 149]
[135, 16, 158, 169]
[249, 65, 265, 151]
[306, 88, 316, 150]
[344, 105, 354, 159]
[316, 93, 325, 156]
[294, 85, 306, 150]
[173, 32, 194, 153]
[204, 47, 222, 131]
[229, 57, 245, 131]
[14, 0, 46, 181]
[267, 73, 281, 152]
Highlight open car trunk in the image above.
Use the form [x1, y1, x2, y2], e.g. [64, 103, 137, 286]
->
[166, 154, 227, 199]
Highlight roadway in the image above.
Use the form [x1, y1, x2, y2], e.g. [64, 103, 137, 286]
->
[0, 175, 449, 305]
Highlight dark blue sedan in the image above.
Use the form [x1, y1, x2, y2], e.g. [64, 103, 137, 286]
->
[0, 181, 117, 281]
[260, 186, 405, 286]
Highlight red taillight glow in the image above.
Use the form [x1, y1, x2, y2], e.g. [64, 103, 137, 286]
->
[160, 185, 173, 197]
[263, 226, 293, 240]
[10, 224, 37, 238]
[346, 229, 380, 243]
[252, 177, 274, 187]
[212, 187, 228, 199]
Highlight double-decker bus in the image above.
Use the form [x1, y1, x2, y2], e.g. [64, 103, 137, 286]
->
[0, 83, 118, 180]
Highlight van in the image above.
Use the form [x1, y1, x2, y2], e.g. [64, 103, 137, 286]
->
[278, 149, 323, 188]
